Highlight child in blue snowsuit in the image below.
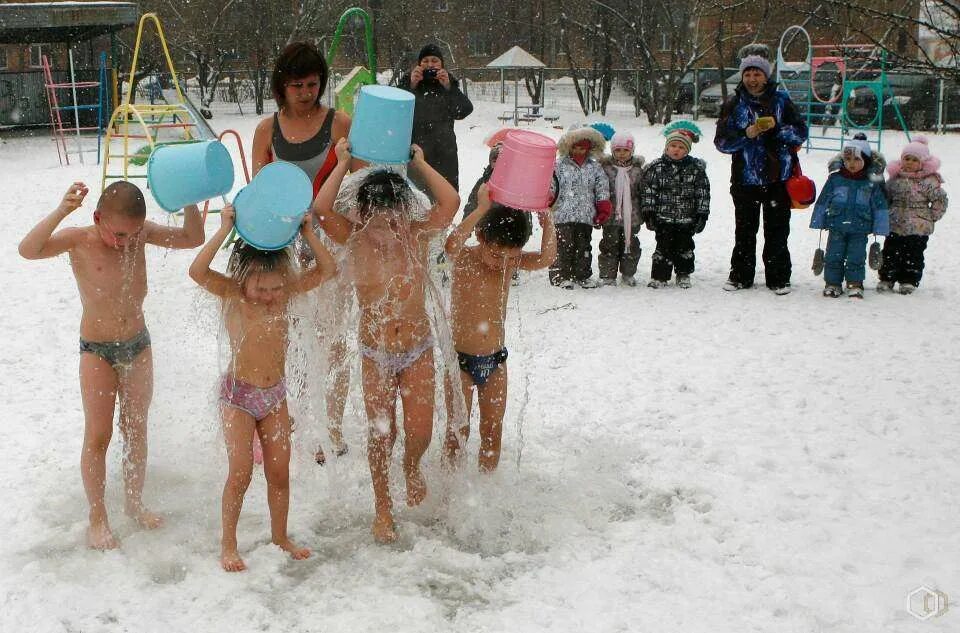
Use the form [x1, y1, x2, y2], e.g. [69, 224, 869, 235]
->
[810, 139, 889, 298]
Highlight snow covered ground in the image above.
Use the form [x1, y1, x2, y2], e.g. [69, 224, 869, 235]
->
[1, 100, 958, 633]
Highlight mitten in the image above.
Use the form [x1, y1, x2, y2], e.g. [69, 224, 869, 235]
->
[694, 216, 707, 234]
[594, 199, 612, 225]
[868, 241, 882, 271]
[756, 116, 776, 132]
[812, 247, 825, 276]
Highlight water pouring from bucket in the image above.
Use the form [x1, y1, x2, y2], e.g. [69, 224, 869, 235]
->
[348, 85, 416, 165]
[488, 130, 557, 211]
[233, 161, 313, 251]
[147, 140, 235, 212]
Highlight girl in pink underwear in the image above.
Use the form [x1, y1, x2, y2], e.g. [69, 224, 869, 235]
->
[189, 205, 337, 572]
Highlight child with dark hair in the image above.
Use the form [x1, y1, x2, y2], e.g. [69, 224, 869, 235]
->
[810, 139, 889, 298]
[313, 139, 460, 543]
[19, 181, 204, 550]
[443, 185, 556, 472]
[189, 205, 337, 572]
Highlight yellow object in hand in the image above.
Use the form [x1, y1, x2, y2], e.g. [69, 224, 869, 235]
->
[756, 116, 776, 131]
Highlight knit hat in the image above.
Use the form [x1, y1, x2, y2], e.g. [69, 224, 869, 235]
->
[418, 43, 444, 64]
[844, 137, 872, 159]
[901, 135, 931, 161]
[738, 43, 772, 79]
[663, 120, 702, 152]
[610, 132, 634, 152]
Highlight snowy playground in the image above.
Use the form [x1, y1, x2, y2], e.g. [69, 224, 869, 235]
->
[1, 93, 959, 632]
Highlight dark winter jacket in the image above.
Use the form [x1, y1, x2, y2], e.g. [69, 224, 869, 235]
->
[600, 156, 645, 228]
[397, 72, 474, 190]
[714, 82, 808, 186]
[640, 155, 710, 230]
[810, 172, 889, 235]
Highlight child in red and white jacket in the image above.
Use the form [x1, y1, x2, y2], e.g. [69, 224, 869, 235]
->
[548, 125, 612, 289]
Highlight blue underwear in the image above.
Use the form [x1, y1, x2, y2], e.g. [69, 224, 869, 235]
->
[457, 348, 508, 387]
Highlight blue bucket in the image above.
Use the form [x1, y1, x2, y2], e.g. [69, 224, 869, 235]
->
[147, 140, 234, 212]
[348, 85, 415, 164]
[233, 161, 312, 251]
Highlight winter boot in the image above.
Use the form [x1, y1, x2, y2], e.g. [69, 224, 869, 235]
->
[578, 277, 600, 289]
[876, 280, 894, 293]
[676, 275, 692, 289]
[823, 284, 843, 298]
[847, 282, 864, 299]
[899, 283, 918, 295]
[620, 274, 637, 287]
[599, 277, 617, 286]
[647, 279, 665, 289]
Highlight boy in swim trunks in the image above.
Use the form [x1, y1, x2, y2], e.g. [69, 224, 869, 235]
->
[313, 139, 460, 543]
[18, 181, 204, 550]
[444, 185, 556, 471]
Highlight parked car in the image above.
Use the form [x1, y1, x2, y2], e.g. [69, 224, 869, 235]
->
[676, 69, 728, 114]
[697, 71, 741, 118]
[846, 72, 958, 131]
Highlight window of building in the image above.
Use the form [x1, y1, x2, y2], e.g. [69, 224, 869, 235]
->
[468, 33, 491, 56]
[29, 44, 43, 68]
[435, 1, 449, 11]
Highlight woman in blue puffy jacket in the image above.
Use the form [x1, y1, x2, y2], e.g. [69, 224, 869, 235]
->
[810, 139, 889, 298]
[715, 44, 808, 295]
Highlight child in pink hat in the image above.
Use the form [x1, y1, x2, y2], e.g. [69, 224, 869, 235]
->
[878, 136, 949, 294]
[598, 131, 645, 286]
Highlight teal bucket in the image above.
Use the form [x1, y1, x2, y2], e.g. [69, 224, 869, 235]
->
[348, 85, 415, 164]
[147, 140, 234, 213]
[233, 161, 312, 251]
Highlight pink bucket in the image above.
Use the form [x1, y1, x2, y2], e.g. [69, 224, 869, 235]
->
[488, 130, 557, 211]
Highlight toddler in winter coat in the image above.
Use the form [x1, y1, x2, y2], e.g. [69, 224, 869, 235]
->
[810, 138, 889, 298]
[640, 121, 710, 289]
[599, 132, 645, 286]
[878, 137, 948, 294]
[548, 125, 611, 289]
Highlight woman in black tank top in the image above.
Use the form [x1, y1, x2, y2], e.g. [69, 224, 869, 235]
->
[250, 42, 355, 463]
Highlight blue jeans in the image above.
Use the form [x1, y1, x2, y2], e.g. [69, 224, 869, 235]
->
[824, 230, 868, 285]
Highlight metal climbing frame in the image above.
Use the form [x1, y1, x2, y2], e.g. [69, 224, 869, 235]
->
[776, 25, 911, 154]
[100, 13, 204, 191]
[42, 50, 106, 165]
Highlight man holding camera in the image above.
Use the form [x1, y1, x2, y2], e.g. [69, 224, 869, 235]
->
[398, 43, 474, 192]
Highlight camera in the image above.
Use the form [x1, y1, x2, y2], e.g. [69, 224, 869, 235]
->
[423, 68, 438, 80]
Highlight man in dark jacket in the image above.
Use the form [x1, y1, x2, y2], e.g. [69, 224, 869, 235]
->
[714, 44, 808, 294]
[397, 43, 474, 192]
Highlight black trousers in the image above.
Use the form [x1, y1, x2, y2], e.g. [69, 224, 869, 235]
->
[651, 227, 695, 281]
[598, 224, 641, 278]
[728, 182, 792, 288]
[879, 233, 929, 286]
[549, 223, 594, 284]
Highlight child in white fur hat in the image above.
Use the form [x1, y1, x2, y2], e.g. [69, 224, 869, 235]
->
[878, 136, 948, 294]
[599, 132, 645, 286]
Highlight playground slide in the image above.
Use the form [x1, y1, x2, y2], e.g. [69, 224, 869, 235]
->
[160, 88, 217, 140]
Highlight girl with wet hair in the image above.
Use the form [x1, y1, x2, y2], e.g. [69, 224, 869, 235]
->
[188, 205, 337, 572]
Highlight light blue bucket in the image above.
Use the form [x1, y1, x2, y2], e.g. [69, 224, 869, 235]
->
[147, 140, 234, 212]
[348, 85, 415, 164]
[233, 161, 312, 251]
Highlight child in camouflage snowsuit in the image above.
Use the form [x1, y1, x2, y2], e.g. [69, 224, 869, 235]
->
[640, 122, 711, 289]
